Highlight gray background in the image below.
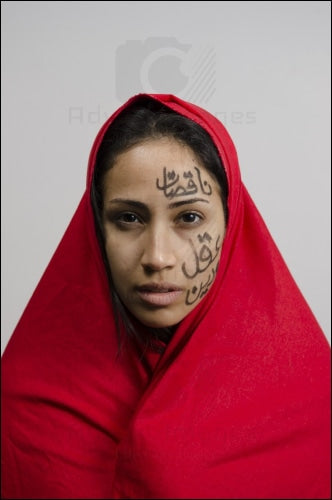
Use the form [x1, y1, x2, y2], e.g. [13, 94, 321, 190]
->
[1, 0, 331, 353]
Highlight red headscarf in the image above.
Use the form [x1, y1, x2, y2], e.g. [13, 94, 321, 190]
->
[2, 93, 330, 499]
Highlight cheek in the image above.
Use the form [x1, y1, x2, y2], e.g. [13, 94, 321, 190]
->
[181, 230, 223, 307]
[184, 255, 221, 306]
[104, 238, 137, 277]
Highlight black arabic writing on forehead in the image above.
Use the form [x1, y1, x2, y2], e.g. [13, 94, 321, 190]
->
[156, 167, 212, 199]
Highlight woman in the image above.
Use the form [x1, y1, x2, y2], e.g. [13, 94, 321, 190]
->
[1, 93, 330, 499]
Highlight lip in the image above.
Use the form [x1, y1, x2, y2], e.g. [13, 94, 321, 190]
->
[136, 282, 183, 307]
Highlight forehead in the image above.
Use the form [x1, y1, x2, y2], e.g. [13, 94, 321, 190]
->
[117, 137, 198, 173]
[103, 137, 217, 191]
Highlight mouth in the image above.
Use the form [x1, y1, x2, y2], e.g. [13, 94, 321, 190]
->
[136, 282, 183, 307]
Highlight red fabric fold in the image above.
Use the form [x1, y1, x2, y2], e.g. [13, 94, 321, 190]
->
[2, 93, 330, 499]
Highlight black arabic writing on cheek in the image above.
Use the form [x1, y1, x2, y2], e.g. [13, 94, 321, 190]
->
[182, 233, 222, 306]
[156, 166, 212, 199]
[185, 266, 218, 305]
[182, 232, 221, 279]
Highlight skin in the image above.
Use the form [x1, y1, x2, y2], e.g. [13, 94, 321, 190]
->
[102, 137, 226, 329]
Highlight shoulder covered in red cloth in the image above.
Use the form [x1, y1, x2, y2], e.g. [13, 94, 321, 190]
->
[2, 93, 331, 499]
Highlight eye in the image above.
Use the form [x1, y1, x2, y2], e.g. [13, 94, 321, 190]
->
[116, 212, 143, 226]
[178, 212, 203, 226]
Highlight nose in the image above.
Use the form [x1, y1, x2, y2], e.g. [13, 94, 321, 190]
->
[141, 225, 177, 272]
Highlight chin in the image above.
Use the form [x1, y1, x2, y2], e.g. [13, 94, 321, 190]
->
[136, 311, 182, 329]
[139, 319, 177, 329]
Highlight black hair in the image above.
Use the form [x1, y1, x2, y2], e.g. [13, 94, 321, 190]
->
[91, 96, 228, 354]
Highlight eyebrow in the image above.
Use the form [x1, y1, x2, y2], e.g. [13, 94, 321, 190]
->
[167, 198, 209, 209]
[107, 198, 209, 210]
[108, 199, 147, 210]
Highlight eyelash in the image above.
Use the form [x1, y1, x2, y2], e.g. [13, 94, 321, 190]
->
[115, 212, 142, 226]
[176, 211, 203, 226]
[113, 211, 204, 228]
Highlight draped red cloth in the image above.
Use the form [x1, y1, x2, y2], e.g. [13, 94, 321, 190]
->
[1, 93, 331, 499]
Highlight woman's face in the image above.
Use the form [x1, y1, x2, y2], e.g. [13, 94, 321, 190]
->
[102, 137, 226, 329]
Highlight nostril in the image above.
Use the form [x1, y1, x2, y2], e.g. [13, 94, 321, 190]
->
[142, 263, 158, 275]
